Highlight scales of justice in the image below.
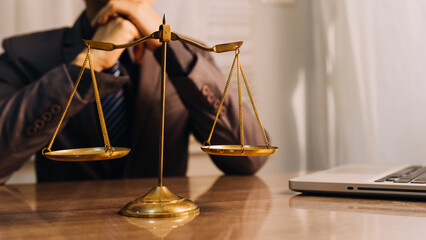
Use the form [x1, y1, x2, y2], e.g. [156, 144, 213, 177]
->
[41, 16, 277, 218]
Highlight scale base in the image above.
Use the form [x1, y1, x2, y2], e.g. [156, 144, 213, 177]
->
[123, 214, 197, 238]
[119, 185, 199, 218]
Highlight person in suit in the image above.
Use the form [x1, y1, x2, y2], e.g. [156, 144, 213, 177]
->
[0, 0, 269, 183]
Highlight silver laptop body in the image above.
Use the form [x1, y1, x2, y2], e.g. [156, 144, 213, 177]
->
[289, 164, 426, 197]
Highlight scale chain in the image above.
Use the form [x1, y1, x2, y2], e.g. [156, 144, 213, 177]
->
[43, 49, 90, 154]
[205, 51, 270, 147]
[238, 54, 270, 146]
[204, 53, 238, 145]
[87, 46, 112, 152]
[236, 52, 244, 146]
[42, 46, 113, 154]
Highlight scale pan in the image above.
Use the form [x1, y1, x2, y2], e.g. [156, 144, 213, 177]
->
[43, 147, 130, 161]
[200, 145, 277, 156]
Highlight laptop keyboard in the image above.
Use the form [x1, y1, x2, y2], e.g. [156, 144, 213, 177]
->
[375, 166, 426, 184]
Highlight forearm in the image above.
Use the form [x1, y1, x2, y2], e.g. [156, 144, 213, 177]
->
[0, 56, 133, 179]
[0, 64, 88, 180]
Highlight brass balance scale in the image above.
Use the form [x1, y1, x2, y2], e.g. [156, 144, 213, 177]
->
[42, 16, 277, 218]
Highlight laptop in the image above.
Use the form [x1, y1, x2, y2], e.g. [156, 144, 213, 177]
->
[289, 164, 426, 198]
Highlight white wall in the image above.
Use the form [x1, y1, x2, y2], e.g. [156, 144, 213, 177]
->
[254, 0, 312, 173]
[310, 0, 426, 169]
[0, 0, 85, 48]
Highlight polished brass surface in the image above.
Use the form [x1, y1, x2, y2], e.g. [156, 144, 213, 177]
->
[43, 49, 89, 155]
[42, 14, 277, 219]
[88, 45, 112, 152]
[158, 15, 170, 187]
[119, 185, 200, 218]
[171, 32, 243, 53]
[202, 50, 277, 156]
[159, 16, 171, 43]
[83, 24, 242, 53]
[82, 33, 156, 50]
[43, 147, 131, 161]
[121, 16, 200, 218]
[201, 145, 278, 156]
[42, 47, 130, 161]
[85, 32, 242, 53]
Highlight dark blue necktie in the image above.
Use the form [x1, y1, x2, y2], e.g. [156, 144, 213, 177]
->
[101, 62, 130, 148]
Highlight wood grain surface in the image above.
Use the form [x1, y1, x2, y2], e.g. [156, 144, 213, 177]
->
[1, 173, 425, 240]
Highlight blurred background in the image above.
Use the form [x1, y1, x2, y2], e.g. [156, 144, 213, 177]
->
[2, 0, 426, 184]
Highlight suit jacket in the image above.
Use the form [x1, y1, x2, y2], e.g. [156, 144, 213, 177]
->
[0, 13, 268, 182]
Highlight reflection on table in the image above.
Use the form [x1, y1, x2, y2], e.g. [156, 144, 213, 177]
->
[1, 173, 426, 239]
[0, 175, 270, 239]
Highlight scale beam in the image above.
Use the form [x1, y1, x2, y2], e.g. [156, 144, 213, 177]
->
[83, 32, 243, 53]
[82, 33, 156, 51]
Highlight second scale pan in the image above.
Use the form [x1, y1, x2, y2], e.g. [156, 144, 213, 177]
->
[201, 145, 278, 156]
[43, 147, 130, 161]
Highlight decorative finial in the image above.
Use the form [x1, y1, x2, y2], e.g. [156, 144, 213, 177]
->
[163, 14, 166, 24]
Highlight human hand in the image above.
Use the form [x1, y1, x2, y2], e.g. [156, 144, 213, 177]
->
[72, 16, 139, 71]
[91, 0, 162, 51]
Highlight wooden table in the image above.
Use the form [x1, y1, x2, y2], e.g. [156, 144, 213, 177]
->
[1, 173, 426, 239]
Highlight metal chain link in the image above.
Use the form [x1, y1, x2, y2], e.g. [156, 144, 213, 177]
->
[43, 46, 113, 154]
[204, 53, 238, 145]
[87, 46, 112, 152]
[45, 45, 268, 153]
[43, 48, 90, 153]
[236, 52, 244, 146]
[238, 55, 270, 146]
